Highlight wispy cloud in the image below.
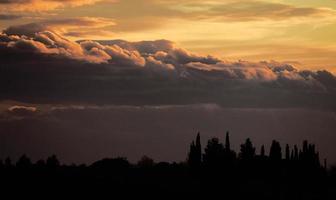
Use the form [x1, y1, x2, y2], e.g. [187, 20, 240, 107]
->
[0, 0, 112, 12]
[5, 17, 115, 37]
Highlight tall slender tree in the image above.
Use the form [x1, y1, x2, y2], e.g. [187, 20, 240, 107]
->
[225, 131, 231, 151]
[285, 144, 290, 160]
[269, 140, 282, 161]
[188, 133, 202, 167]
[294, 145, 299, 160]
[195, 132, 202, 164]
[260, 145, 265, 157]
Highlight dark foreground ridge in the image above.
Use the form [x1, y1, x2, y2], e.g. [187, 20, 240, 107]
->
[1, 132, 336, 199]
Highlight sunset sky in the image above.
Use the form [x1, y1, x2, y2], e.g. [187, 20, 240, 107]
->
[1, 0, 336, 165]
[1, 0, 336, 72]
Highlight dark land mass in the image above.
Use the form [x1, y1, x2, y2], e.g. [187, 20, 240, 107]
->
[1, 132, 336, 199]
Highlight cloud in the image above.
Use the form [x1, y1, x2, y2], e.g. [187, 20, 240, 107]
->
[0, 14, 22, 20]
[0, 0, 110, 12]
[99, 0, 336, 33]
[202, 1, 336, 21]
[0, 25, 336, 109]
[3, 17, 115, 37]
[7, 105, 37, 116]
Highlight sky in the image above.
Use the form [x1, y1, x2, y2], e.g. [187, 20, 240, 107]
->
[0, 0, 336, 165]
[1, 0, 336, 71]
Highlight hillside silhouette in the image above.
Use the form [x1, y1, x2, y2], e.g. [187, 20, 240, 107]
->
[1, 132, 336, 199]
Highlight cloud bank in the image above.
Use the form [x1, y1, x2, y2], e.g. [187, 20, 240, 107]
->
[0, 24, 336, 109]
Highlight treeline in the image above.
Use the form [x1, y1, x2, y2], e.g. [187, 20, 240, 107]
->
[188, 132, 322, 169]
[0, 132, 335, 198]
[0, 132, 327, 172]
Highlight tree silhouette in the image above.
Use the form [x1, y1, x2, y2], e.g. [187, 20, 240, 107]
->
[16, 154, 32, 169]
[0, 131, 329, 199]
[36, 159, 46, 168]
[5, 157, 12, 168]
[294, 145, 299, 160]
[137, 155, 154, 168]
[224, 132, 236, 162]
[285, 144, 290, 161]
[260, 145, 265, 157]
[203, 138, 225, 166]
[225, 131, 230, 151]
[269, 140, 282, 161]
[195, 132, 202, 164]
[188, 132, 202, 167]
[46, 155, 60, 168]
[239, 138, 255, 160]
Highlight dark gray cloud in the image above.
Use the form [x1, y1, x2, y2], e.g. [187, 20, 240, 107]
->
[0, 24, 336, 109]
[0, 14, 22, 20]
[0, 0, 31, 4]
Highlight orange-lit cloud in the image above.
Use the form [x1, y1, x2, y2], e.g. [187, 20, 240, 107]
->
[4, 17, 116, 37]
[7, 105, 37, 116]
[1, 26, 336, 108]
[0, 0, 112, 12]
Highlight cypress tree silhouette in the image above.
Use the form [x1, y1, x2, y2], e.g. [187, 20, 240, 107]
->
[286, 144, 290, 160]
[239, 138, 255, 160]
[294, 145, 299, 160]
[269, 140, 282, 160]
[188, 133, 202, 167]
[303, 140, 308, 154]
[260, 145, 265, 157]
[225, 131, 230, 151]
[188, 141, 196, 166]
[224, 132, 236, 162]
[195, 132, 202, 165]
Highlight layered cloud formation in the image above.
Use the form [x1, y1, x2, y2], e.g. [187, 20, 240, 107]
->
[1, 24, 336, 108]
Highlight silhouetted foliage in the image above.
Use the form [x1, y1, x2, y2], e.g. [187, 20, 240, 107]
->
[225, 131, 230, 150]
[0, 131, 333, 199]
[203, 137, 225, 166]
[46, 155, 60, 168]
[286, 144, 290, 161]
[16, 154, 32, 169]
[239, 138, 255, 160]
[260, 145, 265, 157]
[5, 157, 11, 168]
[137, 155, 154, 168]
[269, 140, 282, 161]
[187, 132, 202, 168]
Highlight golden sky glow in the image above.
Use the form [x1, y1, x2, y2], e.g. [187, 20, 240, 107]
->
[1, 0, 336, 72]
